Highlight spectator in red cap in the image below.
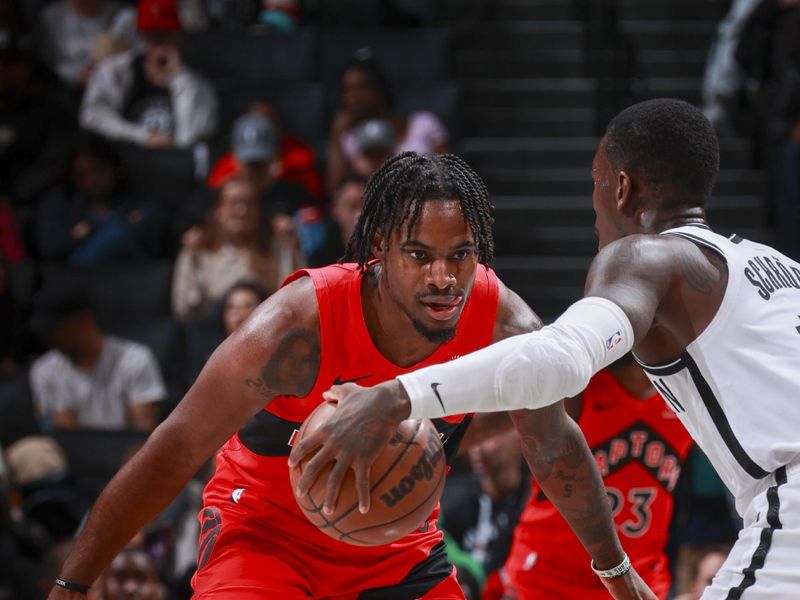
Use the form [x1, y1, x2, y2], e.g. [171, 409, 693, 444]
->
[79, 0, 217, 148]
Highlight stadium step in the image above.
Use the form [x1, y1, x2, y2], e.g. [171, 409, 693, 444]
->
[492, 195, 767, 229]
[445, 0, 769, 316]
[462, 107, 595, 137]
[459, 137, 754, 170]
[492, 256, 589, 322]
[617, 0, 726, 21]
[479, 167, 764, 197]
[620, 20, 716, 52]
[462, 79, 597, 111]
[455, 48, 584, 79]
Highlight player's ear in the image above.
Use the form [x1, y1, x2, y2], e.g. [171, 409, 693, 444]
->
[371, 230, 386, 260]
[616, 170, 634, 215]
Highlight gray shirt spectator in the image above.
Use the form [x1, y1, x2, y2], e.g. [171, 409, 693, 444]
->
[28, 286, 166, 431]
[31, 336, 166, 430]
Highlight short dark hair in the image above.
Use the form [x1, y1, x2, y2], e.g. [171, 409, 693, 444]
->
[604, 98, 720, 206]
[345, 152, 494, 268]
[29, 285, 92, 336]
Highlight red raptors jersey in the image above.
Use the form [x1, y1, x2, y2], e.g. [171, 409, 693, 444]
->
[504, 370, 692, 600]
[198, 263, 499, 593]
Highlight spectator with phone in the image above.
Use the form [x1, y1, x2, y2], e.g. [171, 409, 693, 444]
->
[79, 0, 217, 149]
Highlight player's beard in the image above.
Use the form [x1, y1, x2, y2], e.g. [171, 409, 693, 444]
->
[378, 264, 459, 344]
[410, 317, 457, 344]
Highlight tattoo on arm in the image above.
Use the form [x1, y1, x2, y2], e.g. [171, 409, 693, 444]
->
[495, 286, 543, 341]
[604, 237, 672, 286]
[510, 405, 623, 565]
[679, 249, 724, 294]
[244, 328, 321, 400]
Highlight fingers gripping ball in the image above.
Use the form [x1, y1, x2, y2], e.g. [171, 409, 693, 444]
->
[289, 401, 446, 546]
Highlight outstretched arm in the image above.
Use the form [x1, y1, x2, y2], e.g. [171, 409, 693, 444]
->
[459, 281, 542, 450]
[396, 235, 672, 419]
[487, 285, 605, 551]
[49, 277, 320, 598]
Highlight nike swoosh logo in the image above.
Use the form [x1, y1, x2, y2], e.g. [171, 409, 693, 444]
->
[431, 382, 446, 412]
[332, 374, 372, 386]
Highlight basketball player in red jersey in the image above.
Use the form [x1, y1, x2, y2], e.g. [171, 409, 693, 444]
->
[502, 355, 692, 600]
[49, 152, 650, 599]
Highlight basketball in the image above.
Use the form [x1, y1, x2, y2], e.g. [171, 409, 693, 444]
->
[289, 401, 446, 546]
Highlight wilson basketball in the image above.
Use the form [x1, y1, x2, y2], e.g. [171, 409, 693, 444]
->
[289, 401, 446, 546]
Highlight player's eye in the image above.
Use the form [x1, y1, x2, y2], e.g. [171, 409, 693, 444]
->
[408, 250, 427, 260]
[451, 250, 471, 261]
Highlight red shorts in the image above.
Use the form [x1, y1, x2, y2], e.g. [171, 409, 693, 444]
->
[192, 433, 464, 598]
[191, 519, 464, 599]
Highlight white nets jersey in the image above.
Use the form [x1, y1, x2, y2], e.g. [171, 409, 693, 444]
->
[634, 224, 800, 515]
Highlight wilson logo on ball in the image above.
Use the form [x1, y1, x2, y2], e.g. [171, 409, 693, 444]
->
[379, 428, 444, 508]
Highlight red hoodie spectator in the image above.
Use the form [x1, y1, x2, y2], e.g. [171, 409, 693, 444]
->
[207, 105, 322, 200]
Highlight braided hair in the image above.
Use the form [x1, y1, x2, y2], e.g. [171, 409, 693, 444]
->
[345, 152, 494, 269]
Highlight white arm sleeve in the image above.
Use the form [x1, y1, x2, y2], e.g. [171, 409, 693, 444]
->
[398, 297, 634, 419]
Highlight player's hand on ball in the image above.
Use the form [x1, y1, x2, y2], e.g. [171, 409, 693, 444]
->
[600, 566, 658, 600]
[288, 380, 411, 515]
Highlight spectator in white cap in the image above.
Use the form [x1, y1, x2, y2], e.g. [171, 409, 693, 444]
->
[231, 112, 281, 192]
[350, 118, 397, 179]
[206, 104, 322, 200]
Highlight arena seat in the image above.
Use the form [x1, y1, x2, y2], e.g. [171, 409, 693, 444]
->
[183, 320, 224, 389]
[0, 375, 39, 448]
[181, 28, 317, 84]
[319, 27, 451, 89]
[52, 428, 150, 500]
[215, 81, 327, 146]
[115, 145, 201, 207]
[8, 259, 38, 311]
[395, 81, 461, 141]
[40, 261, 173, 328]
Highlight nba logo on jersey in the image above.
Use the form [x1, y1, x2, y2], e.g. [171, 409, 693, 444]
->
[606, 331, 623, 351]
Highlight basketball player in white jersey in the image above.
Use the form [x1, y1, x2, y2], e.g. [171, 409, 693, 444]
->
[292, 98, 800, 599]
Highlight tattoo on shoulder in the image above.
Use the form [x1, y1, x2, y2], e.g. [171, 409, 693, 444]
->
[497, 289, 543, 339]
[679, 250, 724, 295]
[610, 238, 671, 285]
[590, 238, 675, 286]
[244, 328, 321, 399]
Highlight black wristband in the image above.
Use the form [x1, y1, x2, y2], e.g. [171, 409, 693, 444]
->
[55, 577, 90, 594]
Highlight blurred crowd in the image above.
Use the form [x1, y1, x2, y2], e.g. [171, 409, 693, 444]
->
[3, 0, 795, 598]
[1, 0, 455, 597]
[702, 0, 800, 259]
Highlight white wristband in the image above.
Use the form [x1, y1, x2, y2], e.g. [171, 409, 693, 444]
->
[591, 553, 632, 579]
